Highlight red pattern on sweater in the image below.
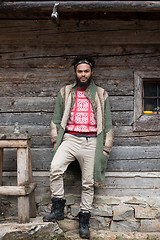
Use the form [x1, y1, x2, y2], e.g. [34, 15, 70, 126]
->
[66, 88, 97, 133]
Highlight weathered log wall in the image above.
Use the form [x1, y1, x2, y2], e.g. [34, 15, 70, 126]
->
[0, 14, 160, 199]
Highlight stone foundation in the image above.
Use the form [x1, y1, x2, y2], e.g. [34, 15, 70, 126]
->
[1, 219, 160, 240]
[38, 195, 160, 233]
[1, 194, 160, 238]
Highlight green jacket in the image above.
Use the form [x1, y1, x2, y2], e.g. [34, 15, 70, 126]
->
[50, 80, 113, 184]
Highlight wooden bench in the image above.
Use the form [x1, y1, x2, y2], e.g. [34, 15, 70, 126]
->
[0, 134, 37, 223]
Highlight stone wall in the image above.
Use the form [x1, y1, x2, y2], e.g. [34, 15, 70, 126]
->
[1, 175, 160, 233]
[37, 194, 160, 233]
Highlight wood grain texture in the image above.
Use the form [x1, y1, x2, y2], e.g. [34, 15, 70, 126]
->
[0, 16, 160, 200]
[0, 2, 160, 20]
[2, 146, 160, 172]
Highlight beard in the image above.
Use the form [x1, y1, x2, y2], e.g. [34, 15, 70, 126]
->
[76, 75, 92, 88]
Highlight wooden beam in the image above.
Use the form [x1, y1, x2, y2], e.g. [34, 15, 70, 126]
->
[0, 183, 37, 196]
[3, 171, 160, 178]
[0, 1, 160, 19]
[1, 1, 160, 12]
[24, 182, 37, 195]
[0, 186, 26, 196]
[0, 140, 28, 148]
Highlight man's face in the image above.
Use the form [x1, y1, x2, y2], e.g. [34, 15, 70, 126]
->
[75, 63, 92, 88]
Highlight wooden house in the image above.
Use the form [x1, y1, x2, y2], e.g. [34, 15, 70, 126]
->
[0, 1, 160, 231]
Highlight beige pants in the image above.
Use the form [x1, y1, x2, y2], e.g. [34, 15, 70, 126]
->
[50, 133, 97, 211]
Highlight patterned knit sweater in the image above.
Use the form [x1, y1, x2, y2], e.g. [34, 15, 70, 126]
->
[66, 88, 97, 135]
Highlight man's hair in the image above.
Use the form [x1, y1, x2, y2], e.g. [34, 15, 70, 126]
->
[72, 55, 95, 71]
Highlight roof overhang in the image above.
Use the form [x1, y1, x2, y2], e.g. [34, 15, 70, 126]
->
[0, 1, 160, 19]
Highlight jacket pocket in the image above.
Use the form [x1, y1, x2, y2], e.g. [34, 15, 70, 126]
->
[101, 152, 109, 172]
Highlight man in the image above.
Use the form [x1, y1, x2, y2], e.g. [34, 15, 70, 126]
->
[43, 55, 113, 239]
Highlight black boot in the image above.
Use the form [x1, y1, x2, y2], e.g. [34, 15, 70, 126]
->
[43, 197, 66, 222]
[79, 211, 90, 239]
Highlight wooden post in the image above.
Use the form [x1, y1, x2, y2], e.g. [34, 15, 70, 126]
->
[0, 148, 3, 213]
[17, 147, 30, 223]
[28, 140, 37, 218]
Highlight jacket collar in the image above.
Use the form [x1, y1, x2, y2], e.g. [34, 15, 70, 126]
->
[71, 79, 97, 119]
[72, 79, 97, 99]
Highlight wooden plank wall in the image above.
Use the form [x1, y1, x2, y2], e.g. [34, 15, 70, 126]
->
[0, 14, 160, 198]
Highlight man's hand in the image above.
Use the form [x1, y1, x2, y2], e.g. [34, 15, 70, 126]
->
[51, 139, 56, 149]
[53, 142, 56, 149]
[103, 151, 108, 156]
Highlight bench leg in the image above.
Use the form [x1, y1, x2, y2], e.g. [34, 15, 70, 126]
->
[17, 147, 30, 223]
[0, 148, 3, 213]
[28, 141, 36, 218]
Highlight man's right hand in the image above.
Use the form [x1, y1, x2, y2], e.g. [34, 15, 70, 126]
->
[53, 142, 56, 149]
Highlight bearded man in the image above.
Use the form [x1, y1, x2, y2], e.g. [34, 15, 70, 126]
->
[43, 55, 113, 239]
